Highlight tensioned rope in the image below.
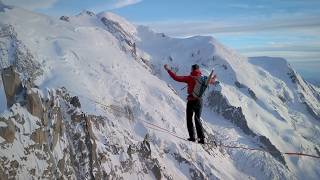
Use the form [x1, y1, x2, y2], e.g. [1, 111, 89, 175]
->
[67, 90, 320, 159]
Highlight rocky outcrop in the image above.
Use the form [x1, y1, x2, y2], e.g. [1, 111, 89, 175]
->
[207, 89, 286, 166]
[234, 81, 246, 88]
[315, 147, 320, 156]
[207, 90, 255, 136]
[59, 16, 70, 22]
[1, 66, 22, 107]
[248, 88, 258, 101]
[26, 89, 44, 120]
[0, 118, 15, 143]
[78, 10, 95, 17]
[30, 128, 47, 144]
[258, 136, 286, 165]
[234, 81, 258, 101]
[70, 96, 81, 108]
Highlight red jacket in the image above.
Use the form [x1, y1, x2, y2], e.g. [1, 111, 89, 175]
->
[167, 69, 202, 100]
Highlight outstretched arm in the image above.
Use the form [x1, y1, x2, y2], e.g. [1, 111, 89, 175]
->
[164, 64, 189, 83]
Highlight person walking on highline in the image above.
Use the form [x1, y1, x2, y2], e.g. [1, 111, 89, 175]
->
[164, 64, 217, 144]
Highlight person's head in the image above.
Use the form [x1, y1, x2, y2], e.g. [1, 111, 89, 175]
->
[191, 64, 199, 71]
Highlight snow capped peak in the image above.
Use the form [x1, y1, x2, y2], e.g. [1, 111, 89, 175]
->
[98, 11, 137, 36]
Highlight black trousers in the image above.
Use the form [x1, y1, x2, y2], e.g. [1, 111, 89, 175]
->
[186, 99, 205, 140]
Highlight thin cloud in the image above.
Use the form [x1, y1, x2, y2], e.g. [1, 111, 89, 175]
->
[90, 0, 142, 13]
[228, 3, 266, 9]
[140, 16, 320, 37]
[111, 0, 142, 9]
[238, 45, 320, 53]
[243, 51, 320, 61]
[2, 0, 58, 10]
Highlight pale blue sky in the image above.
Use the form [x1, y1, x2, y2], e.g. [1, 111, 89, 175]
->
[3, 0, 320, 83]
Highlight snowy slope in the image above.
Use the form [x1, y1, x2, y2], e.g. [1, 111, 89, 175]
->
[136, 25, 320, 179]
[0, 3, 320, 180]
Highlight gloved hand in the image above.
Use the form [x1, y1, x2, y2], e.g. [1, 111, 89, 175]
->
[164, 64, 170, 71]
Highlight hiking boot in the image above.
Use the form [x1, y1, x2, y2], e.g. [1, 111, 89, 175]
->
[198, 139, 205, 144]
[187, 138, 196, 142]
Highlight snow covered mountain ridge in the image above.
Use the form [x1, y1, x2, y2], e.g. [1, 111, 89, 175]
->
[0, 3, 320, 180]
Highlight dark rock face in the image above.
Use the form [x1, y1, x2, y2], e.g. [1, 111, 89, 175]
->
[207, 90, 254, 136]
[26, 89, 44, 119]
[70, 96, 81, 108]
[315, 147, 320, 156]
[0, 118, 15, 143]
[258, 136, 286, 165]
[288, 69, 298, 84]
[30, 128, 47, 144]
[234, 81, 246, 88]
[84, 10, 95, 16]
[248, 88, 258, 101]
[207, 90, 286, 166]
[1, 66, 22, 107]
[59, 16, 70, 22]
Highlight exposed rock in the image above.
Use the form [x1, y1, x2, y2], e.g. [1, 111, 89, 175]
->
[222, 64, 228, 70]
[190, 168, 206, 180]
[1, 66, 22, 107]
[70, 96, 81, 108]
[258, 136, 286, 166]
[9, 160, 19, 177]
[139, 138, 151, 159]
[59, 16, 70, 22]
[278, 95, 286, 103]
[137, 139, 163, 180]
[30, 128, 47, 144]
[234, 81, 246, 88]
[51, 108, 63, 150]
[151, 164, 162, 180]
[207, 90, 286, 166]
[207, 90, 254, 136]
[26, 88, 44, 120]
[287, 68, 301, 85]
[81, 10, 95, 16]
[0, 118, 15, 143]
[124, 105, 134, 121]
[315, 147, 320, 156]
[57, 157, 65, 175]
[248, 88, 258, 101]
